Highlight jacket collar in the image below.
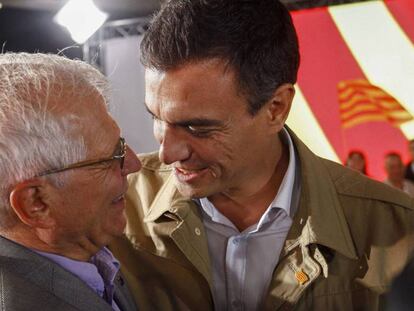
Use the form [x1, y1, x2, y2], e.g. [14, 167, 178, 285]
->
[286, 128, 358, 260]
[144, 174, 193, 222]
[144, 173, 213, 288]
[144, 127, 358, 260]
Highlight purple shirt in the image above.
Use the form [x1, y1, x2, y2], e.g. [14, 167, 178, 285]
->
[35, 247, 121, 311]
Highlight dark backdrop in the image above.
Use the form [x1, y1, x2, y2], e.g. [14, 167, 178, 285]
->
[0, 0, 373, 58]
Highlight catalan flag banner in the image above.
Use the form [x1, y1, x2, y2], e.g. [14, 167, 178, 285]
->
[286, 0, 414, 180]
[338, 79, 413, 129]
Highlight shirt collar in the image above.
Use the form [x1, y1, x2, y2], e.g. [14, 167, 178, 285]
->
[267, 128, 296, 215]
[34, 247, 120, 298]
[199, 128, 297, 230]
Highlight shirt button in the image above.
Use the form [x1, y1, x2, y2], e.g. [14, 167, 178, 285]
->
[195, 227, 201, 236]
[232, 238, 240, 245]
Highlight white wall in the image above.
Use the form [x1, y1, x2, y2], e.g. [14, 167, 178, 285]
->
[104, 35, 159, 154]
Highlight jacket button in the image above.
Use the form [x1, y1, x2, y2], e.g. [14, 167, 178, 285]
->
[195, 227, 201, 236]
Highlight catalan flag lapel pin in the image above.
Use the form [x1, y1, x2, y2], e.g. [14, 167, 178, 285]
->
[295, 269, 309, 285]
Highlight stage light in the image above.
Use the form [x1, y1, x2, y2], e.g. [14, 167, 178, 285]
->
[54, 0, 108, 44]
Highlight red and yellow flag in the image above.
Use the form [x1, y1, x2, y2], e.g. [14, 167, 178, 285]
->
[287, 0, 414, 180]
[337, 79, 413, 129]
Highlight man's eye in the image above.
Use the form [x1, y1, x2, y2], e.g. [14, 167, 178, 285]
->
[187, 126, 212, 137]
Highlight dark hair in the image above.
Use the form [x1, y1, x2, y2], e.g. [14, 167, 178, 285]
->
[385, 152, 402, 160]
[140, 0, 300, 115]
[345, 150, 368, 175]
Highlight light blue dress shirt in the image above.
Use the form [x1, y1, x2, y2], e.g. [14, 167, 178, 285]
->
[199, 129, 301, 311]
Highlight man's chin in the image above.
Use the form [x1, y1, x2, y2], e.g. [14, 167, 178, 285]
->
[175, 182, 212, 199]
[109, 216, 127, 239]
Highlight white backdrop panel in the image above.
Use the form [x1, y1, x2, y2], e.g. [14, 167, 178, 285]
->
[104, 35, 159, 154]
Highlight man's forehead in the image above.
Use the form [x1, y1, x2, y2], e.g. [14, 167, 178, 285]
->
[144, 59, 236, 86]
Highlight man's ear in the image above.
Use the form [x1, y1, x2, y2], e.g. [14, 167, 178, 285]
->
[9, 179, 56, 229]
[265, 83, 295, 133]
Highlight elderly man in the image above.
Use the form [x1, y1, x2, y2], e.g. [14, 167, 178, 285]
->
[0, 53, 140, 310]
[110, 0, 414, 310]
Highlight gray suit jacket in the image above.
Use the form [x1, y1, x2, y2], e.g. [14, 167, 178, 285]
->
[0, 236, 137, 311]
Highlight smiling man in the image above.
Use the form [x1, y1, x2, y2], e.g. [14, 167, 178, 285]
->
[0, 53, 140, 311]
[111, 0, 414, 310]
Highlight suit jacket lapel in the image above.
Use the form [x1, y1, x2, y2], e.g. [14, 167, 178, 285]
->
[114, 272, 138, 311]
[0, 236, 113, 311]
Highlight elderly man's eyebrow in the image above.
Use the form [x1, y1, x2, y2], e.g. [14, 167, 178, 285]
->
[145, 104, 157, 118]
[145, 103, 223, 127]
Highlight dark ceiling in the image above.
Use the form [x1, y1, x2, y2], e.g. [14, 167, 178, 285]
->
[0, 0, 373, 59]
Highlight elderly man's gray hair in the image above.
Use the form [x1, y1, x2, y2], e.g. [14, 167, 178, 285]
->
[0, 53, 110, 228]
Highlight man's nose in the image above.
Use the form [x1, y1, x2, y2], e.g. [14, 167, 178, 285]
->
[122, 146, 142, 175]
[158, 125, 191, 165]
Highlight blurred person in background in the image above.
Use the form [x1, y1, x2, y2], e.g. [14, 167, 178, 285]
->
[345, 150, 368, 175]
[385, 152, 414, 197]
[0, 53, 140, 310]
[405, 139, 414, 182]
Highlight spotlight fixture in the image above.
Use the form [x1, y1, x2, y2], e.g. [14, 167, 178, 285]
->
[54, 0, 108, 44]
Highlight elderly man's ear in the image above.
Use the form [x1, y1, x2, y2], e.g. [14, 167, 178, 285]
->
[9, 180, 56, 229]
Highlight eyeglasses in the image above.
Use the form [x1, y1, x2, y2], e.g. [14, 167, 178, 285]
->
[37, 137, 127, 177]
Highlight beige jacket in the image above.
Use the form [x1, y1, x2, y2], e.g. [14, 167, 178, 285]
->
[110, 131, 414, 311]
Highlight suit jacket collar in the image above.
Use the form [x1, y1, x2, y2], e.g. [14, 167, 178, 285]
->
[0, 236, 136, 311]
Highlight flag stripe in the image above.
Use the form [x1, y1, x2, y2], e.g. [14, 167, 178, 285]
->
[387, 112, 413, 121]
[338, 88, 395, 102]
[292, 7, 362, 160]
[292, 4, 409, 180]
[340, 97, 405, 114]
[342, 115, 389, 129]
[329, 1, 414, 123]
[341, 109, 410, 124]
[338, 90, 396, 103]
[286, 86, 340, 162]
[340, 106, 382, 119]
[338, 82, 380, 92]
[341, 111, 386, 123]
[385, 0, 414, 45]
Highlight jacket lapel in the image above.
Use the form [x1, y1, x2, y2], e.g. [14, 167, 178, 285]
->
[264, 129, 358, 310]
[114, 272, 137, 311]
[286, 129, 357, 259]
[0, 236, 113, 311]
[144, 174, 213, 290]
